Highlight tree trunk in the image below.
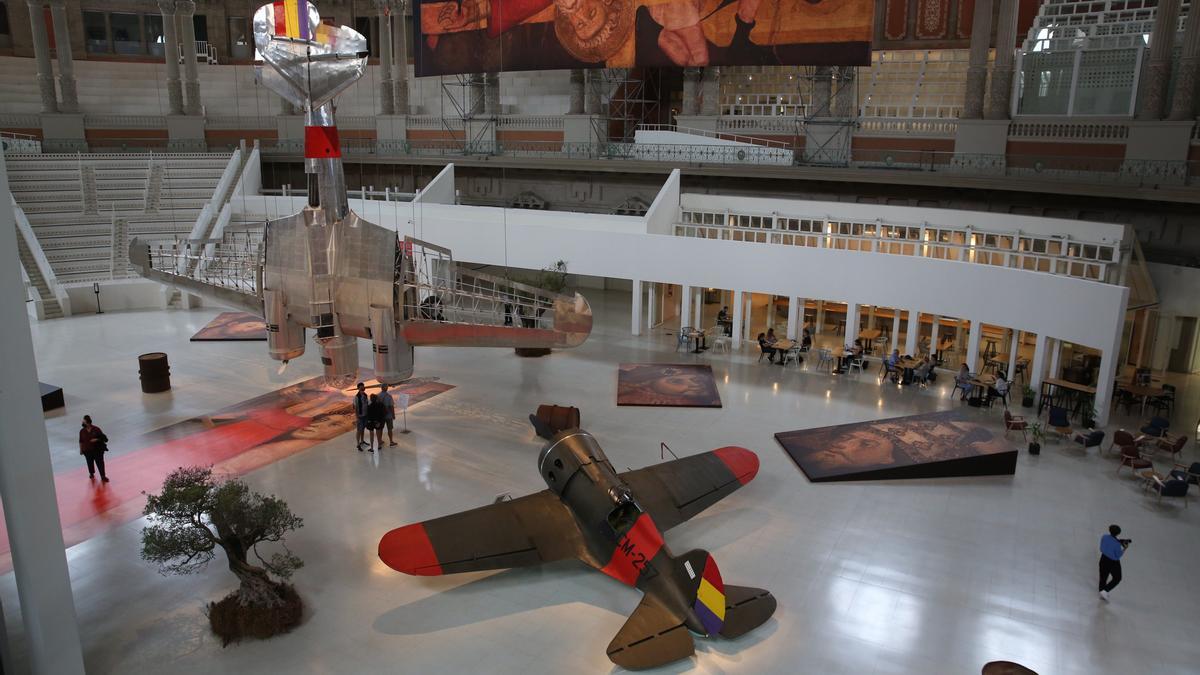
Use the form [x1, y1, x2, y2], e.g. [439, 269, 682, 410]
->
[230, 559, 285, 609]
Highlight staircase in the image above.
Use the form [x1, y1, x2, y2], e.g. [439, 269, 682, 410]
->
[185, 150, 250, 275]
[80, 164, 98, 215]
[144, 160, 164, 213]
[15, 226, 63, 319]
[110, 217, 131, 278]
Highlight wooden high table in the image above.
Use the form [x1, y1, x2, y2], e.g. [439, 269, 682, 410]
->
[1039, 378, 1097, 419]
[1122, 384, 1166, 417]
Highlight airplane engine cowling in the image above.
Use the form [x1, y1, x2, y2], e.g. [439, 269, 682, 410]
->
[370, 305, 413, 384]
[320, 334, 358, 389]
[264, 289, 305, 361]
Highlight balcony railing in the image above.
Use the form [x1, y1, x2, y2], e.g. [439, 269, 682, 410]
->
[673, 222, 1116, 284]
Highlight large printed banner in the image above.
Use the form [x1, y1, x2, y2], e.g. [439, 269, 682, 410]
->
[414, 0, 874, 76]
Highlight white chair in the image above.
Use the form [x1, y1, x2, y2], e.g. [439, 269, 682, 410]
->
[848, 356, 866, 375]
[709, 326, 731, 353]
[815, 348, 834, 372]
[677, 327, 694, 352]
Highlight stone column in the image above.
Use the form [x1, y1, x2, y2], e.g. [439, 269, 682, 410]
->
[814, 300, 824, 334]
[891, 310, 902, 352]
[27, 0, 58, 113]
[0, 154, 87, 675]
[569, 69, 585, 114]
[468, 73, 485, 116]
[1137, 0, 1181, 120]
[693, 288, 703, 328]
[986, 0, 1019, 119]
[177, 1, 202, 115]
[393, 0, 410, 114]
[376, 1, 395, 115]
[731, 290, 744, 349]
[786, 297, 799, 340]
[905, 311, 920, 355]
[158, 0, 184, 115]
[680, 285, 692, 331]
[699, 66, 720, 116]
[1007, 329, 1021, 382]
[1169, 2, 1200, 120]
[966, 320, 982, 373]
[647, 282, 657, 327]
[931, 317, 941, 359]
[963, 0, 994, 119]
[812, 66, 831, 116]
[48, 0, 78, 113]
[847, 303, 860, 345]
[1029, 333, 1049, 401]
[682, 67, 700, 116]
[484, 72, 500, 115]
[1048, 338, 1061, 379]
[585, 69, 603, 114]
[743, 293, 753, 342]
[631, 280, 643, 336]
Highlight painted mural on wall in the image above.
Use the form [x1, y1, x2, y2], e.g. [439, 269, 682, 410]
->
[414, 0, 874, 76]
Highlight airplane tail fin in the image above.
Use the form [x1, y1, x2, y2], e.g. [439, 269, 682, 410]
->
[606, 595, 693, 671]
[675, 549, 777, 639]
[719, 585, 777, 639]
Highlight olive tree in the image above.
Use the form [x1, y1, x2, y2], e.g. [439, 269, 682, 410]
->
[141, 466, 303, 609]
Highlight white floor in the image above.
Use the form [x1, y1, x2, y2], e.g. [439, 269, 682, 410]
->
[3, 290, 1199, 674]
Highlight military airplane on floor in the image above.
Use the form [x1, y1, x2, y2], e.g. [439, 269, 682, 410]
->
[378, 430, 776, 670]
[128, 2, 591, 388]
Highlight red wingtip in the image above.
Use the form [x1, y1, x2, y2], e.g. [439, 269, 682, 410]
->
[713, 446, 759, 486]
[378, 523, 443, 576]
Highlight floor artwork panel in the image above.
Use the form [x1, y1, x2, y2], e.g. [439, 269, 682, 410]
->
[776, 409, 1018, 482]
[0, 375, 453, 571]
[616, 363, 722, 408]
[190, 312, 268, 341]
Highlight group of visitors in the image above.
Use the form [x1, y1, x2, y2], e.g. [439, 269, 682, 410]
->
[880, 350, 937, 386]
[953, 365, 1010, 404]
[354, 382, 398, 452]
[757, 328, 809, 366]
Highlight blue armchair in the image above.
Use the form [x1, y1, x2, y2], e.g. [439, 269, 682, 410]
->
[1074, 430, 1105, 451]
[1140, 416, 1170, 437]
[1047, 406, 1072, 439]
[1147, 477, 1189, 508]
[1169, 462, 1200, 488]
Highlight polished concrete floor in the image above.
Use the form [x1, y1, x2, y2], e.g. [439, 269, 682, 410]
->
[3, 289, 1199, 674]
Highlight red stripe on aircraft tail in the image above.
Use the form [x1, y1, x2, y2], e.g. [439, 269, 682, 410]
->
[713, 446, 759, 485]
[304, 125, 341, 159]
[273, 1, 287, 35]
[378, 523, 444, 576]
[600, 513, 663, 586]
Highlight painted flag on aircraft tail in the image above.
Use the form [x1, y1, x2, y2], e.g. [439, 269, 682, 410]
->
[273, 0, 311, 40]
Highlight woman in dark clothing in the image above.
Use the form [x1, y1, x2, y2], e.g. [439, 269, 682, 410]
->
[366, 394, 387, 452]
[78, 415, 110, 482]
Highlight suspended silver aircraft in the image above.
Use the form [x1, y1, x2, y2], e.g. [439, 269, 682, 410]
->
[129, 2, 591, 387]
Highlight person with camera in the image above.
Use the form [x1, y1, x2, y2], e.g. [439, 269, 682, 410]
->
[1098, 524, 1131, 601]
[78, 414, 110, 482]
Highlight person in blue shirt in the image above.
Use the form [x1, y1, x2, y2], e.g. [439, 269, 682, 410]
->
[1099, 524, 1131, 600]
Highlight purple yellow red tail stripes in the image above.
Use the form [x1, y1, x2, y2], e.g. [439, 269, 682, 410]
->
[692, 554, 726, 636]
[272, 0, 311, 40]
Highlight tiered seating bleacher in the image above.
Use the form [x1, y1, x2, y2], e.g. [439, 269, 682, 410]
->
[5, 153, 230, 285]
[860, 50, 974, 119]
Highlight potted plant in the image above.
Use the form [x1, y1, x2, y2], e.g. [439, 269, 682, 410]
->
[515, 260, 569, 358]
[1021, 385, 1035, 409]
[141, 467, 305, 645]
[1028, 422, 1044, 455]
[1082, 406, 1098, 430]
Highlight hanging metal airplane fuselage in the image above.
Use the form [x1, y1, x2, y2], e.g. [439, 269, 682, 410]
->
[128, 3, 591, 388]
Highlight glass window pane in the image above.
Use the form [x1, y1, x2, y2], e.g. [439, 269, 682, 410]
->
[145, 14, 164, 57]
[83, 11, 108, 53]
[111, 13, 141, 54]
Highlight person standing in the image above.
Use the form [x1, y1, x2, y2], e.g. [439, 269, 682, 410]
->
[353, 382, 369, 451]
[1099, 524, 1131, 601]
[378, 382, 398, 447]
[366, 393, 387, 452]
[78, 415, 110, 482]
